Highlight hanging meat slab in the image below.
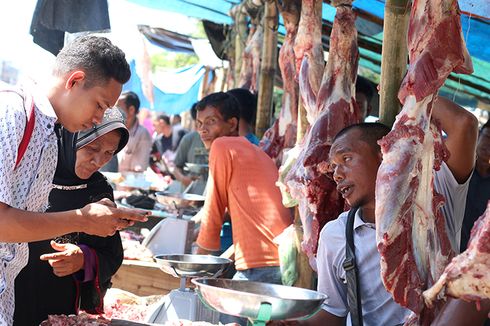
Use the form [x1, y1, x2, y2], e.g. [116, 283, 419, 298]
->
[285, 3, 360, 259]
[375, 0, 473, 324]
[423, 202, 490, 312]
[260, 0, 301, 162]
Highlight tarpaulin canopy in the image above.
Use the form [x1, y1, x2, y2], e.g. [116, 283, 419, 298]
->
[126, 0, 490, 105]
[123, 60, 205, 114]
[138, 24, 196, 54]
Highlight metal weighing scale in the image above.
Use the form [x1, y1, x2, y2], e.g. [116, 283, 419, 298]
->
[142, 193, 205, 256]
[146, 254, 232, 324]
[192, 278, 327, 326]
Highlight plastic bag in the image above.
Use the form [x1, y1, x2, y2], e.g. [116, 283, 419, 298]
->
[274, 224, 299, 286]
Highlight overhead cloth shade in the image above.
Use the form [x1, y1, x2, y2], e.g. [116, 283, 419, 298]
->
[127, 0, 490, 103]
[138, 24, 195, 54]
[30, 0, 110, 55]
[123, 60, 205, 114]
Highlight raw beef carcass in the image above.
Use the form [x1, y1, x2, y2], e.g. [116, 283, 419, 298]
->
[423, 202, 490, 310]
[375, 0, 473, 324]
[293, 0, 324, 124]
[260, 0, 301, 161]
[238, 23, 263, 93]
[285, 3, 361, 259]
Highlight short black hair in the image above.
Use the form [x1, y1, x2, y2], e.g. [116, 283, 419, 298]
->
[356, 76, 375, 102]
[196, 92, 241, 122]
[120, 91, 140, 114]
[190, 102, 198, 120]
[54, 35, 131, 88]
[227, 88, 257, 126]
[156, 114, 171, 125]
[334, 122, 391, 153]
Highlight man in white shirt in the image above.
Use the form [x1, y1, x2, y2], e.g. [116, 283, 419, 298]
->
[0, 35, 149, 325]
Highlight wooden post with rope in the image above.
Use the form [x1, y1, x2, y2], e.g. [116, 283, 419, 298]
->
[379, 0, 410, 127]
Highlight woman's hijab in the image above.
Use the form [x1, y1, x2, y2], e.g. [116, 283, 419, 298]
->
[54, 108, 129, 186]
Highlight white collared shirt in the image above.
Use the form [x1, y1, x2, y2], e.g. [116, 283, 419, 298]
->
[316, 162, 471, 326]
[0, 84, 58, 325]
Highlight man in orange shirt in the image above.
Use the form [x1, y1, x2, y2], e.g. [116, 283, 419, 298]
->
[194, 92, 292, 287]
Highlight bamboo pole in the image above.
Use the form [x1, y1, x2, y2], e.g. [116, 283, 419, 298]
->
[233, 6, 248, 87]
[255, 0, 278, 139]
[378, 0, 410, 127]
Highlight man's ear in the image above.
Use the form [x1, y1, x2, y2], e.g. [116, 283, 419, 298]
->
[65, 70, 86, 90]
[229, 117, 239, 133]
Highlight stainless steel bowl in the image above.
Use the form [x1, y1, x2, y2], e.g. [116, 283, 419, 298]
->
[155, 191, 205, 209]
[184, 163, 209, 175]
[154, 254, 232, 278]
[192, 278, 327, 321]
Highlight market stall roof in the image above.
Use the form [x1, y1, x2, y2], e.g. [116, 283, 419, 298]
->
[126, 0, 490, 105]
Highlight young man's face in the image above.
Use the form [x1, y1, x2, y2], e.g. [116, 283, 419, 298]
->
[57, 74, 122, 132]
[329, 129, 382, 209]
[75, 130, 120, 179]
[196, 106, 238, 149]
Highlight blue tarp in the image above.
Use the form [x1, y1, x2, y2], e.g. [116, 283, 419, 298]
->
[126, 0, 490, 102]
[123, 60, 205, 114]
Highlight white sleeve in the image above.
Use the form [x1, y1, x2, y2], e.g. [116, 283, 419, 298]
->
[434, 162, 472, 251]
[317, 217, 349, 317]
[0, 92, 27, 206]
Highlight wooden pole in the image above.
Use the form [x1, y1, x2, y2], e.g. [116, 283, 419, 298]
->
[232, 5, 248, 87]
[378, 0, 410, 127]
[255, 0, 278, 138]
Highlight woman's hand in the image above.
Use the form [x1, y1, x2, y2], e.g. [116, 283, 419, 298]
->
[40, 240, 84, 277]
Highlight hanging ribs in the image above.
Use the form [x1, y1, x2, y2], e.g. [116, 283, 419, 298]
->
[423, 202, 490, 311]
[285, 3, 360, 259]
[375, 0, 473, 324]
[260, 0, 301, 161]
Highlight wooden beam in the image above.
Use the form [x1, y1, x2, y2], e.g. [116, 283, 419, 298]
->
[378, 0, 410, 127]
[256, 0, 279, 138]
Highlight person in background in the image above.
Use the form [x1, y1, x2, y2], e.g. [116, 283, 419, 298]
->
[0, 35, 148, 325]
[152, 114, 174, 156]
[116, 91, 152, 172]
[271, 97, 477, 326]
[14, 108, 129, 325]
[170, 113, 187, 150]
[460, 120, 490, 251]
[173, 103, 208, 188]
[139, 107, 155, 136]
[355, 76, 375, 120]
[227, 88, 260, 145]
[194, 92, 292, 325]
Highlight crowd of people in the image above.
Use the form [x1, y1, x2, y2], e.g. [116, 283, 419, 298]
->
[0, 33, 488, 326]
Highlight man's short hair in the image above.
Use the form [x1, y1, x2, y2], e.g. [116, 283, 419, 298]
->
[356, 76, 375, 102]
[227, 88, 257, 126]
[120, 91, 140, 114]
[334, 122, 391, 154]
[54, 35, 131, 88]
[156, 114, 171, 125]
[190, 102, 198, 120]
[196, 92, 241, 122]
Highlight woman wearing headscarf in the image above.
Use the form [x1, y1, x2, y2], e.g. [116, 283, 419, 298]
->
[14, 108, 130, 325]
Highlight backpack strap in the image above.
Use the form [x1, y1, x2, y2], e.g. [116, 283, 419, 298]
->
[343, 206, 363, 326]
[0, 89, 36, 170]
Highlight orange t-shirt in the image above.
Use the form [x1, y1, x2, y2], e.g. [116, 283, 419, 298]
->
[196, 137, 292, 270]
